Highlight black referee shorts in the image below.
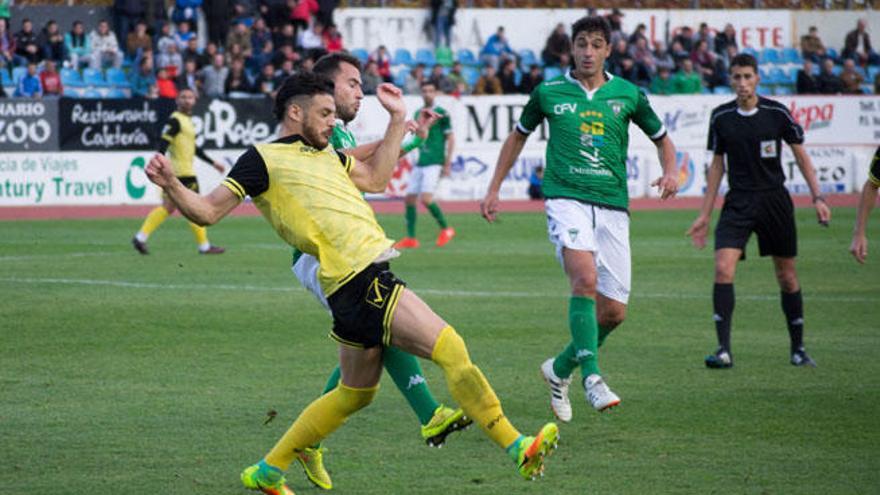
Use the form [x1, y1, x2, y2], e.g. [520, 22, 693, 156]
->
[327, 262, 406, 348]
[715, 188, 797, 259]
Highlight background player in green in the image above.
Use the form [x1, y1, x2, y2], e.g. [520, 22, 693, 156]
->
[850, 146, 880, 263]
[481, 16, 678, 422]
[395, 81, 457, 249]
[290, 53, 470, 490]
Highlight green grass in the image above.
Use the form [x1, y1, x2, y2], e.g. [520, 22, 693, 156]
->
[1, 208, 878, 495]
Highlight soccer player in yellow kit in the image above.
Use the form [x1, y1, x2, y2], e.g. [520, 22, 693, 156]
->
[132, 88, 226, 255]
[145, 73, 558, 494]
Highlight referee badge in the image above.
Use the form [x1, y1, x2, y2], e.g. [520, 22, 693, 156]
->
[760, 140, 778, 158]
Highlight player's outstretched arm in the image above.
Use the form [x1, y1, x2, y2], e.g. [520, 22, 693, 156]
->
[686, 153, 725, 249]
[791, 143, 831, 226]
[349, 83, 408, 192]
[145, 153, 241, 226]
[345, 110, 439, 162]
[481, 130, 528, 223]
[650, 135, 679, 200]
[850, 179, 878, 264]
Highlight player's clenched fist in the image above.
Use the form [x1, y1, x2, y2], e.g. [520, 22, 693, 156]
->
[145, 153, 177, 188]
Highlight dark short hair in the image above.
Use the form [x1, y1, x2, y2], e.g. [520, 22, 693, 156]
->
[571, 16, 611, 44]
[420, 80, 436, 88]
[729, 53, 758, 74]
[273, 72, 335, 121]
[313, 52, 362, 79]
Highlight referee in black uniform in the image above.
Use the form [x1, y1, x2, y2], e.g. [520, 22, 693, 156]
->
[687, 53, 831, 369]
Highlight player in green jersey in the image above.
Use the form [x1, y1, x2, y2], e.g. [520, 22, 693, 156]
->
[481, 16, 679, 422]
[290, 53, 471, 490]
[394, 81, 457, 249]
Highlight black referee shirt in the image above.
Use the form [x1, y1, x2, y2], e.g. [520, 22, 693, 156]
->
[707, 96, 805, 192]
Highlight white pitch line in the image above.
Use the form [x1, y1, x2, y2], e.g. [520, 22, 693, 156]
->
[0, 276, 874, 303]
[0, 252, 128, 262]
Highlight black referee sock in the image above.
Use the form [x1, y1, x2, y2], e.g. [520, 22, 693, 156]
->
[713, 283, 735, 353]
[781, 290, 804, 354]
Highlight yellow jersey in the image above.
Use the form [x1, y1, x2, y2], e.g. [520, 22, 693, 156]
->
[161, 111, 197, 177]
[223, 134, 394, 297]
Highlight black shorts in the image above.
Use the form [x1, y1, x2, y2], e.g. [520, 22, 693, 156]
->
[327, 262, 407, 348]
[715, 188, 797, 258]
[164, 176, 199, 199]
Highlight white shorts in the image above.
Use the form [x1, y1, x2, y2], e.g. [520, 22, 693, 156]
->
[406, 165, 442, 195]
[545, 198, 631, 304]
[292, 253, 330, 311]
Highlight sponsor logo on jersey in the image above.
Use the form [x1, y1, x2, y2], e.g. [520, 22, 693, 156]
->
[553, 102, 577, 115]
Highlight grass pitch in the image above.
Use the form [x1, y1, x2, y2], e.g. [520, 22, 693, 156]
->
[1, 208, 878, 494]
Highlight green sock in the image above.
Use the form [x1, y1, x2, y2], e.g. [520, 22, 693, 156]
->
[310, 366, 342, 449]
[564, 296, 600, 380]
[598, 324, 613, 348]
[384, 346, 439, 425]
[426, 202, 448, 229]
[405, 204, 417, 238]
[552, 342, 578, 379]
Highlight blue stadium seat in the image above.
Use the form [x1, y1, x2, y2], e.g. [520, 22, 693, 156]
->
[543, 66, 563, 80]
[759, 66, 773, 80]
[760, 48, 781, 64]
[831, 64, 842, 76]
[83, 88, 103, 98]
[773, 85, 793, 95]
[393, 67, 409, 87]
[826, 47, 838, 60]
[868, 66, 880, 82]
[63, 87, 83, 97]
[415, 48, 436, 67]
[757, 84, 772, 95]
[106, 88, 128, 98]
[393, 48, 413, 66]
[106, 68, 130, 88]
[61, 67, 84, 87]
[766, 67, 786, 85]
[12, 66, 26, 83]
[456, 48, 477, 66]
[713, 86, 733, 95]
[463, 67, 480, 87]
[518, 49, 538, 68]
[83, 68, 110, 87]
[782, 47, 803, 64]
[742, 47, 758, 58]
[784, 67, 798, 84]
[351, 48, 369, 65]
[0, 70, 11, 86]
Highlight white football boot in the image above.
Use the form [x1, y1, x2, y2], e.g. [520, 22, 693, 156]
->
[540, 358, 573, 422]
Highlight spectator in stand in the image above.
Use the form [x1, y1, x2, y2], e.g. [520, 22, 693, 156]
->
[672, 26, 694, 55]
[38, 20, 65, 66]
[113, 0, 144, 47]
[226, 21, 253, 59]
[840, 58, 865, 94]
[272, 22, 296, 51]
[518, 63, 542, 94]
[528, 166, 543, 200]
[0, 19, 14, 70]
[628, 23, 648, 46]
[542, 23, 570, 67]
[127, 21, 152, 60]
[361, 60, 381, 95]
[250, 17, 272, 54]
[714, 23, 736, 57]
[248, 39, 274, 74]
[650, 66, 675, 95]
[607, 38, 629, 75]
[14, 18, 40, 65]
[404, 63, 426, 94]
[652, 40, 674, 73]
[692, 39, 721, 88]
[230, 1, 255, 26]
[693, 22, 715, 54]
[275, 58, 295, 84]
[669, 40, 689, 70]
[290, 0, 318, 38]
[155, 22, 176, 54]
[298, 21, 325, 52]
[369, 45, 392, 82]
[817, 57, 843, 94]
[174, 21, 196, 51]
[225, 57, 253, 94]
[156, 67, 179, 98]
[158, 40, 184, 78]
[673, 59, 703, 94]
[498, 58, 518, 94]
[39, 59, 62, 96]
[322, 23, 343, 53]
[430, 0, 457, 49]
[480, 26, 515, 71]
[90, 20, 123, 69]
[182, 37, 201, 65]
[176, 58, 200, 94]
[842, 19, 880, 66]
[796, 59, 820, 94]
[172, 0, 202, 31]
[200, 52, 229, 97]
[203, 0, 231, 46]
[429, 63, 454, 94]
[145, 0, 169, 38]
[272, 42, 300, 69]
[473, 63, 502, 95]
[260, 0, 289, 30]
[252, 61, 277, 96]
[64, 20, 90, 69]
[0, 0, 8, 26]
[605, 8, 625, 46]
[297, 52, 316, 72]
[129, 55, 156, 97]
[446, 61, 468, 94]
[800, 26, 827, 64]
[875, 70, 880, 94]
[721, 44, 738, 70]
[226, 42, 246, 65]
[198, 41, 219, 69]
[14, 62, 42, 97]
[629, 37, 655, 77]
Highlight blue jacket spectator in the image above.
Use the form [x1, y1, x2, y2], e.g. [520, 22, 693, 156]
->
[64, 21, 90, 69]
[129, 56, 157, 97]
[480, 26, 515, 70]
[14, 63, 42, 97]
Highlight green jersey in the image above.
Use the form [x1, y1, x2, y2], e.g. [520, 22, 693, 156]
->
[329, 121, 357, 150]
[518, 72, 665, 210]
[415, 106, 451, 167]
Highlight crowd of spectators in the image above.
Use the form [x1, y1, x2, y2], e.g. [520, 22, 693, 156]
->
[0, 3, 878, 100]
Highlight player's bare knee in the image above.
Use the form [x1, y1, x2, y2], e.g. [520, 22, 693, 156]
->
[569, 275, 597, 297]
[776, 271, 799, 292]
[714, 263, 735, 284]
[599, 307, 626, 329]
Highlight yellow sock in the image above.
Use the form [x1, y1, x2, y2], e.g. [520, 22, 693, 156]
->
[264, 382, 378, 471]
[138, 206, 169, 237]
[431, 325, 520, 449]
[188, 222, 209, 248]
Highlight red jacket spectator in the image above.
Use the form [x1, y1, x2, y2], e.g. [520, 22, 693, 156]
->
[322, 24, 343, 52]
[290, 0, 318, 30]
[39, 60, 63, 96]
[156, 68, 179, 98]
[369, 45, 392, 81]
